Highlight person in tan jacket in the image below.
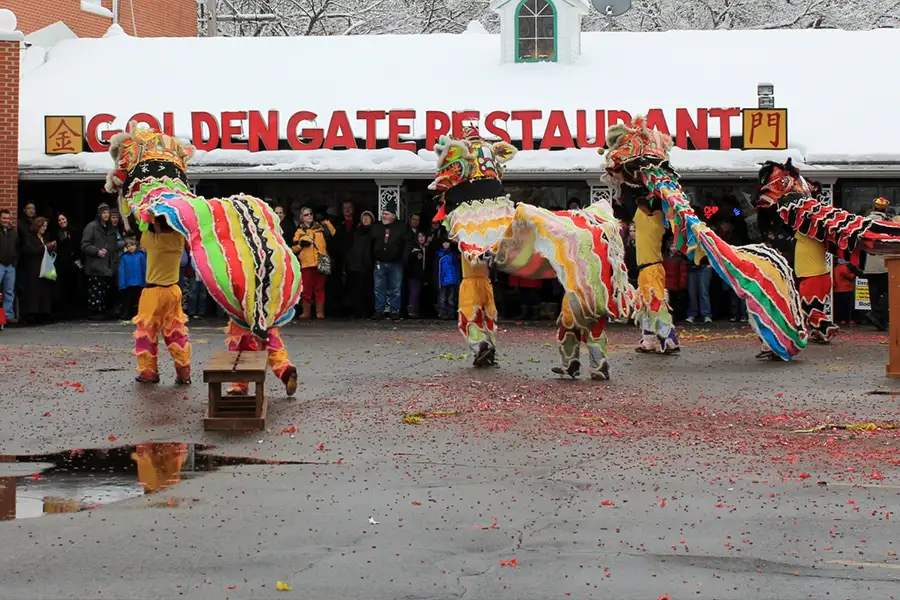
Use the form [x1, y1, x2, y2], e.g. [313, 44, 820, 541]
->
[292, 207, 335, 320]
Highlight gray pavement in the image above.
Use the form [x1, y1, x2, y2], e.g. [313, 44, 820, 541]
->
[0, 319, 898, 599]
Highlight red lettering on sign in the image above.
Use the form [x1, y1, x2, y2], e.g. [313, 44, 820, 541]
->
[607, 110, 631, 127]
[249, 110, 278, 152]
[676, 108, 708, 150]
[162, 112, 175, 136]
[645, 108, 670, 136]
[324, 110, 358, 150]
[709, 107, 740, 150]
[86, 113, 116, 152]
[357, 111, 386, 150]
[575, 110, 604, 148]
[388, 110, 416, 152]
[511, 110, 542, 150]
[540, 110, 574, 150]
[191, 112, 220, 152]
[128, 113, 161, 132]
[220, 111, 248, 150]
[485, 111, 511, 143]
[452, 111, 480, 139]
[286, 111, 322, 150]
[425, 111, 451, 149]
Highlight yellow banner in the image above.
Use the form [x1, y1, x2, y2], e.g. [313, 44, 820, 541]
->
[742, 109, 788, 150]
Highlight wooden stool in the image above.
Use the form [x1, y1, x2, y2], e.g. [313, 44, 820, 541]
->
[203, 350, 269, 431]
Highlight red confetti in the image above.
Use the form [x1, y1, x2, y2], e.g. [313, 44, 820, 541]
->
[42, 412, 51, 417]
[411, 501, 422, 505]
[281, 425, 297, 434]
[499, 558, 517, 567]
[108, 434, 118, 442]
[315, 443, 325, 451]
[601, 500, 615, 506]
[29, 473, 41, 481]
[798, 472, 811, 479]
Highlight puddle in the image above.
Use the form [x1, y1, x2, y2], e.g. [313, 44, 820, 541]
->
[0, 444, 304, 521]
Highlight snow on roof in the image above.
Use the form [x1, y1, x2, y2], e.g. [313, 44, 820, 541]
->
[18, 28, 900, 175]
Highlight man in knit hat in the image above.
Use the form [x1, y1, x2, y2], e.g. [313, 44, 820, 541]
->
[864, 197, 891, 330]
[80, 203, 124, 320]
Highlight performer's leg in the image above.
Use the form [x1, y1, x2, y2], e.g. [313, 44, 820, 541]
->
[224, 320, 256, 395]
[458, 277, 496, 367]
[159, 285, 192, 383]
[585, 317, 611, 381]
[553, 295, 581, 378]
[133, 288, 160, 383]
[265, 327, 298, 396]
[799, 274, 838, 343]
[636, 264, 679, 354]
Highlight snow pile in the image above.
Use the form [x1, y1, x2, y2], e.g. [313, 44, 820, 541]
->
[18, 28, 900, 173]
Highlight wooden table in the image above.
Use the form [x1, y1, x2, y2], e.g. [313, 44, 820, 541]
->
[202, 350, 269, 431]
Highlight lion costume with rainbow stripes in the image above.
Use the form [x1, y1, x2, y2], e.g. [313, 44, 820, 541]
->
[431, 126, 634, 380]
[104, 123, 301, 394]
[602, 115, 808, 361]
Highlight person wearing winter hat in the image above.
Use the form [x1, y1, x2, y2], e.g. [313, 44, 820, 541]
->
[80, 203, 123, 320]
[864, 197, 891, 330]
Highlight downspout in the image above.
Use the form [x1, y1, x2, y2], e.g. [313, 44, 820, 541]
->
[112, 0, 119, 24]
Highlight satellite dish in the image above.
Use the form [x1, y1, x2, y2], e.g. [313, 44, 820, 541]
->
[591, 0, 632, 17]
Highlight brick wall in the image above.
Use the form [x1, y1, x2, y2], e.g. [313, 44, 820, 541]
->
[9, 0, 197, 38]
[0, 39, 20, 222]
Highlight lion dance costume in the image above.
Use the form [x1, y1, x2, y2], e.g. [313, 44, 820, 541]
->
[755, 158, 900, 342]
[104, 122, 302, 394]
[601, 116, 808, 361]
[430, 126, 633, 380]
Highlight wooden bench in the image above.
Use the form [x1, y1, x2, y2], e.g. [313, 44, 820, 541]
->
[203, 350, 269, 431]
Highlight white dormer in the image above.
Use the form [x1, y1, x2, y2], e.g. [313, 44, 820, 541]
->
[491, 0, 590, 64]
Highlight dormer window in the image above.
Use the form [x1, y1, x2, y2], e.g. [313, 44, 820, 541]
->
[516, 0, 556, 62]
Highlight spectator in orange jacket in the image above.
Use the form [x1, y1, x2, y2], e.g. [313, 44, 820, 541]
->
[833, 259, 860, 325]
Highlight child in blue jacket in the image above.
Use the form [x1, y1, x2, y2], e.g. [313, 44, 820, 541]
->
[436, 241, 461, 319]
[118, 237, 146, 320]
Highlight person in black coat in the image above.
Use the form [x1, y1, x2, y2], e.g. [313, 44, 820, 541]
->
[18, 217, 56, 325]
[54, 212, 82, 319]
[345, 211, 375, 319]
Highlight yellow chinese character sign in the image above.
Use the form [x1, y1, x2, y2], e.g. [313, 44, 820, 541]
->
[44, 116, 85, 154]
[742, 108, 788, 150]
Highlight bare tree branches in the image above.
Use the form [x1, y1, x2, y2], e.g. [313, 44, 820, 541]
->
[197, 0, 898, 37]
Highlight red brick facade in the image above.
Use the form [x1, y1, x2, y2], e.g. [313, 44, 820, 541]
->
[0, 39, 20, 222]
[0, 2, 196, 222]
[9, 0, 197, 38]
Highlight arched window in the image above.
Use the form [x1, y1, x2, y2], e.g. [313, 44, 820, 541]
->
[516, 0, 557, 62]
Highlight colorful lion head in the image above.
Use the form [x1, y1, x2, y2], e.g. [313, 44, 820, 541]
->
[753, 158, 814, 209]
[601, 115, 673, 188]
[104, 121, 195, 198]
[429, 125, 517, 193]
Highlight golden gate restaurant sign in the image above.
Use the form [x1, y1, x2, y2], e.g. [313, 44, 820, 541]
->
[44, 116, 84, 154]
[66, 108, 789, 154]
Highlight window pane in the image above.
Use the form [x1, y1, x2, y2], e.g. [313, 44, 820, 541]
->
[842, 185, 879, 216]
[518, 38, 534, 60]
[518, 15, 534, 38]
[535, 0, 551, 15]
[536, 15, 554, 37]
[523, 0, 538, 15]
[535, 37, 554, 60]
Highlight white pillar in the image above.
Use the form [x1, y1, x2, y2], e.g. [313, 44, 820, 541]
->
[815, 181, 835, 323]
[376, 180, 403, 221]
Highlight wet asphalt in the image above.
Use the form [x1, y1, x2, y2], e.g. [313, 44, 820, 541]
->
[0, 319, 898, 599]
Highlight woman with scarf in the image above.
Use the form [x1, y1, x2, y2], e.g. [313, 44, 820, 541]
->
[291, 207, 335, 320]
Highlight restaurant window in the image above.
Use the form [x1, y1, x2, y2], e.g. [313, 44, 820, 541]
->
[516, 0, 556, 62]
[837, 180, 900, 218]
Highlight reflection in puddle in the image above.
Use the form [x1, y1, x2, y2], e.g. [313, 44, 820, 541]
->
[1, 443, 304, 520]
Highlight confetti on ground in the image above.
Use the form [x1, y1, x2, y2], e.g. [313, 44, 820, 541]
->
[276, 581, 292, 591]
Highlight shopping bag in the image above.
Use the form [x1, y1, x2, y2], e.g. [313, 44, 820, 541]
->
[40, 247, 57, 281]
